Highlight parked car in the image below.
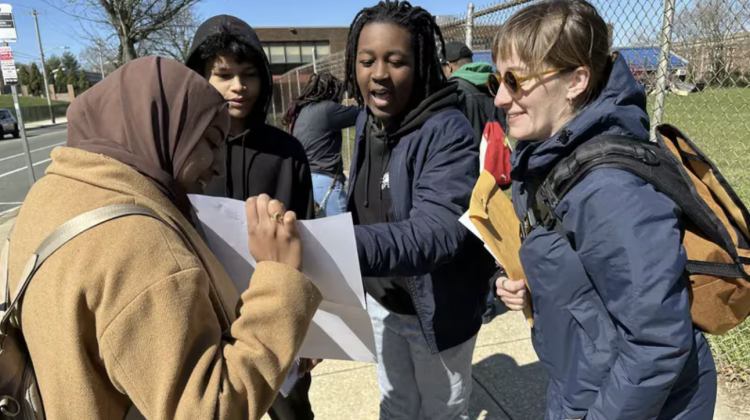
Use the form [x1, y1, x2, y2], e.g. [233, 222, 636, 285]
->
[0, 109, 19, 139]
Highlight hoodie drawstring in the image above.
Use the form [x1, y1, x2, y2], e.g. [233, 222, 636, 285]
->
[364, 131, 372, 209]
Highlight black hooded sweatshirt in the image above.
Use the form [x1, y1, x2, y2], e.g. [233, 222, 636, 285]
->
[353, 84, 459, 315]
[186, 15, 315, 220]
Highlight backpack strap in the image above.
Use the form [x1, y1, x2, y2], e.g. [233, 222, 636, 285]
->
[1, 238, 10, 313]
[526, 135, 656, 240]
[528, 135, 746, 275]
[0, 204, 168, 327]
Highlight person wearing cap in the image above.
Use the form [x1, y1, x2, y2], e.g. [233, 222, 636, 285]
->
[442, 42, 507, 157]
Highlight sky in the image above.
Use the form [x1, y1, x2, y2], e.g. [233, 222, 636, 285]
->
[3, 0, 468, 67]
[2, 0, 675, 69]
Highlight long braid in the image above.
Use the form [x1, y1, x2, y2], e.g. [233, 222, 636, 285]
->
[344, 0, 446, 106]
[282, 72, 345, 130]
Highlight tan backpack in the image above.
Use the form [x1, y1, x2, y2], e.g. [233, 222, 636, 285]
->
[0, 205, 165, 419]
[524, 124, 750, 335]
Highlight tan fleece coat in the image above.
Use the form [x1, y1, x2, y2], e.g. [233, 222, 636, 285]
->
[7, 147, 322, 420]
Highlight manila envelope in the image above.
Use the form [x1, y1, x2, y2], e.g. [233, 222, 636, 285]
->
[469, 170, 534, 327]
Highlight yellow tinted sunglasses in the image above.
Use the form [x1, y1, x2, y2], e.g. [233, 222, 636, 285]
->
[486, 67, 577, 96]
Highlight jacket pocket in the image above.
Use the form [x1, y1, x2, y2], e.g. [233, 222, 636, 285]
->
[565, 291, 618, 381]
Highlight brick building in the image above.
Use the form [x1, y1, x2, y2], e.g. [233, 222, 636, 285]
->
[254, 27, 349, 76]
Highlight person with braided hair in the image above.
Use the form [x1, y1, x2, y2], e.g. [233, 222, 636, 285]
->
[344, 2, 496, 419]
[283, 72, 359, 217]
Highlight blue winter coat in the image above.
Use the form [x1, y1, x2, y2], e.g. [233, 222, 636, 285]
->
[348, 87, 496, 354]
[511, 53, 717, 420]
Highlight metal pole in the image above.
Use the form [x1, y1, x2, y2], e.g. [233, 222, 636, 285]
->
[98, 48, 105, 80]
[11, 85, 36, 185]
[288, 75, 293, 106]
[651, 0, 676, 141]
[466, 3, 474, 50]
[31, 10, 55, 124]
[312, 47, 318, 74]
[280, 77, 287, 118]
[296, 68, 301, 97]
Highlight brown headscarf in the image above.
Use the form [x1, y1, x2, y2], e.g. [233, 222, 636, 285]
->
[66, 56, 230, 216]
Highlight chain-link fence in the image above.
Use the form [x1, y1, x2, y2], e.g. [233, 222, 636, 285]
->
[272, 0, 750, 388]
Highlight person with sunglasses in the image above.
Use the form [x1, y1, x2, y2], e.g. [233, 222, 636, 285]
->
[492, 1, 717, 420]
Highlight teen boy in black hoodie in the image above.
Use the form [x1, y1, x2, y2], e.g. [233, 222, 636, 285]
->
[186, 15, 317, 420]
[186, 15, 315, 220]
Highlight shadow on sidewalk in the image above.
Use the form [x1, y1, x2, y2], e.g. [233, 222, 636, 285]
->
[471, 354, 548, 420]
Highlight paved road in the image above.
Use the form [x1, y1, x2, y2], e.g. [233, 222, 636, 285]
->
[0, 125, 67, 214]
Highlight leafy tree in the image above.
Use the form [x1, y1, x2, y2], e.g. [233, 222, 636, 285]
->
[77, 70, 92, 93]
[17, 65, 30, 87]
[62, 51, 81, 73]
[65, 69, 80, 92]
[28, 63, 44, 96]
[42, 55, 62, 93]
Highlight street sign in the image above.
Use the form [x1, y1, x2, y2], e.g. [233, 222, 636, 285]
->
[0, 4, 17, 43]
[0, 45, 11, 60]
[0, 45, 16, 84]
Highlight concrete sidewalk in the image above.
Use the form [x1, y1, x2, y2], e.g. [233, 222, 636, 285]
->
[265, 309, 749, 420]
[23, 117, 68, 130]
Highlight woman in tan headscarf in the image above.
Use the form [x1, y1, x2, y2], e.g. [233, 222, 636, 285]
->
[7, 56, 321, 420]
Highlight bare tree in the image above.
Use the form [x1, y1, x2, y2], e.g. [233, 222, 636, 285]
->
[79, 44, 119, 74]
[46, 0, 202, 63]
[139, 8, 199, 63]
[673, 0, 749, 84]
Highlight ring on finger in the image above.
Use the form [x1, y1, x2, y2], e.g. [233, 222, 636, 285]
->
[272, 212, 283, 224]
[502, 279, 508, 289]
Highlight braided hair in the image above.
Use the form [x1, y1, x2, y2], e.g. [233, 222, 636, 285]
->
[344, 0, 447, 106]
[282, 72, 344, 130]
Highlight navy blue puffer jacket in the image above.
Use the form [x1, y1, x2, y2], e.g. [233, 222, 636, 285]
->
[511, 53, 717, 420]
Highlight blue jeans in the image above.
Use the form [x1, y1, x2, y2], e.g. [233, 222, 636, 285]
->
[311, 173, 347, 217]
[367, 295, 476, 420]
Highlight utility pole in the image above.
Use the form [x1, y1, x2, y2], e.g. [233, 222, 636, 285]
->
[24, 9, 54, 124]
[96, 41, 105, 80]
[98, 49, 105, 79]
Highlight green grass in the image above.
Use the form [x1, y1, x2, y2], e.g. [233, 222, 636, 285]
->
[0, 95, 68, 108]
[654, 88, 750, 205]
[652, 88, 750, 381]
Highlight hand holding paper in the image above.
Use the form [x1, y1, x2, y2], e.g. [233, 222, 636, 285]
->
[189, 194, 377, 364]
[495, 278, 527, 312]
[245, 194, 302, 270]
[460, 170, 534, 327]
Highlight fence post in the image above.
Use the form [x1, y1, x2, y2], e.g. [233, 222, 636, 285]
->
[296, 69, 302, 97]
[651, 0, 676, 141]
[280, 77, 287, 120]
[288, 75, 294, 107]
[312, 47, 318, 74]
[271, 88, 278, 127]
[465, 2, 474, 49]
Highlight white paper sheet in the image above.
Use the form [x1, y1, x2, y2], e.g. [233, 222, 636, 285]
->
[188, 194, 377, 364]
[459, 211, 499, 263]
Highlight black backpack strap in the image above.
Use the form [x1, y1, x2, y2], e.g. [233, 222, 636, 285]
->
[530, 134, 743, 269]
[528, 135, 658, 242]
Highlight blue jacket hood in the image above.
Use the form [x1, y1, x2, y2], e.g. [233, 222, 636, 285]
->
[511, 53, 651, 185]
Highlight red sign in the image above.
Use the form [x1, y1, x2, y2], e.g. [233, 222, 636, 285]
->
[0, 46, 12, 61]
